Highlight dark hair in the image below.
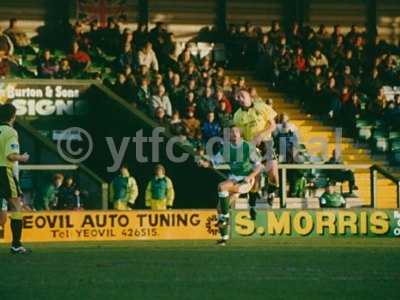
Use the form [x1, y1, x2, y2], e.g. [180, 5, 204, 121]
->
[0, 103, 16, 123]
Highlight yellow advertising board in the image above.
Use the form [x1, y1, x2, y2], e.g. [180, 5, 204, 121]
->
[0, 210, 219, 243]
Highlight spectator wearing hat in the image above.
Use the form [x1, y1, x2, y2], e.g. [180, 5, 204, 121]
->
[145, 164, 175, 210]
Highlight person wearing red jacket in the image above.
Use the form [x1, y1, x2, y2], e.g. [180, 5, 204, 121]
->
[215, 88, 232, 113]
[67, 41, 91, 73]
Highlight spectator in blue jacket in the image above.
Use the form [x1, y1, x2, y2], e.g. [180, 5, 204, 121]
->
[201, 111, 221, 143]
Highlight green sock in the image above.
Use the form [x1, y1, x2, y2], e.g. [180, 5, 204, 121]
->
[218, 191, 230, 240]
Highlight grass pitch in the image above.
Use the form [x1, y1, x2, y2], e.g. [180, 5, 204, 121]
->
[0, 239, 399, 300]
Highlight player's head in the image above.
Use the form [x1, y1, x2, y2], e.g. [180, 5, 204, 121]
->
[65, 176, 74, 187]
[237, 90, 252, 108]
[53, 173, 64, 187]
[0, 103, 17, 125]
[230, 126, 242, 145]
[120, 165, 130, 177]
[154, 164, 165, 177]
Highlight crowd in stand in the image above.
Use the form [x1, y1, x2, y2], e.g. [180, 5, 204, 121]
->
[2, 17, 400, 206]
[226, 20, 400, 133]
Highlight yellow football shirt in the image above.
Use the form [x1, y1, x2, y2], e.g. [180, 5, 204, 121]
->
[233, 102, 277, 141]
[0, 124, 20, 168]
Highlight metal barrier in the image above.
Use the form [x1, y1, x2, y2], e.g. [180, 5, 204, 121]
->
[370, 165, 400, 209]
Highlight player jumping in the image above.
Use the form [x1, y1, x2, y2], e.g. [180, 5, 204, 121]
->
[0, 103, 31, 254]
[198, 126, 262, 245]
[233, 90, 278, 219]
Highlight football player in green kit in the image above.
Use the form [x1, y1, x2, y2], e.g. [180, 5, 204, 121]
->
[198, 126, 262, 245]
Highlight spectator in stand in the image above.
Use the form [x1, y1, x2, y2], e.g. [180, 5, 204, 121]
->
[178, 91, 197, 116]
[154, 107, 170, 127]
[216, 100, 232, 129]
[67, 41, 91, 74]
[214, 67, 225, 86]
[136, 64, 151, 84]
[100, 17, 121, 56]
[256, 34, 274, 80]
[110, 165, 138, 210]
[151, 73, 164, 94]
[0, 54, 11, 78]
[369, 87, 388, 117]
[57, 176, 81, 210]
[268, 20, 283, 45]
[71, 21, 88, 50]
[145, 164, 175, 210]
[183, 106, 201, 143]
[138, 41, 159, 72]
[85, 20, 102, 51]
[293, 47, 307, 74]
[3, 18, 33, 54]
[319, 184, 346, 208]
[133, 23, 148, 51]
[342, 93, 361, 135]
[308, 49, 329, 69]
[338, 65, 358, 89]
[185, 78, 199, 97]
[178, 47, 196, 74]
[201, 111, 221, 143]
[136, 77, 151, 112]
[169, 110, 186, 136]
[116, 42, 136, 71]
[249, 87, 263, 104]
[215, 88, 232, 113]
[112, 73, 129, 99]
[56, 58, 72, 79]
[325, 150, 358, 195]
[197, 87, 217, 121]
[222, 76, 233, 96]
[168, 73, 185, 108]
[35, 173, 64, 211]
[36, 49, 59, 78]
[151, 84, 172, 116]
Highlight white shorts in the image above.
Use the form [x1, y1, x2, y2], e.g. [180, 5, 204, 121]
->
[228, 175, 254, 194]
[1, 198, 7, 212]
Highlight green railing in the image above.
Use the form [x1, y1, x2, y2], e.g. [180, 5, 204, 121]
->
[370, 164, 400, 209]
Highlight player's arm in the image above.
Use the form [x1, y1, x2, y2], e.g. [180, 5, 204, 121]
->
[197, 152, 224, 169]
[7, 153, 29, 163]
[5, 134, 29, 163]
[253, 104, 277, 144]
